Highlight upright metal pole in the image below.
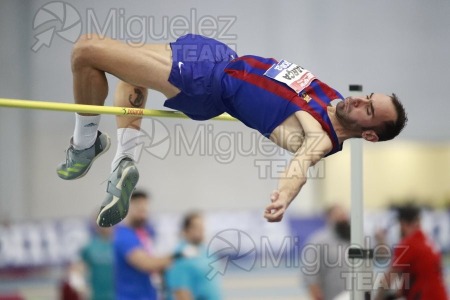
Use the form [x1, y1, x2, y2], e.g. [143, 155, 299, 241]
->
[348, 85, 371, 300]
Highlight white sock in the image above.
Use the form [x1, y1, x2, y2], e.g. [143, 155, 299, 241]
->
[111, 128, 142, 171]
[72, 114, 101, 150]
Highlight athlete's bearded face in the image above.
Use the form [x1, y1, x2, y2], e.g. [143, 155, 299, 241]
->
[335, 93, 398, 140]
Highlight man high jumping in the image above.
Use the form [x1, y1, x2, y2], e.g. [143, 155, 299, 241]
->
[57, 34, 407, 227]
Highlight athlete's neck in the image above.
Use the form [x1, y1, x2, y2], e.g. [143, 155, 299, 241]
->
[327, 106, 360, 143]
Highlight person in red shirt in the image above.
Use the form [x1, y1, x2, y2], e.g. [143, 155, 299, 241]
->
[376, 205, 448, 300]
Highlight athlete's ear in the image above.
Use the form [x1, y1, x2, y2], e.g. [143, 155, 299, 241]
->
[362, 130, 379, 142]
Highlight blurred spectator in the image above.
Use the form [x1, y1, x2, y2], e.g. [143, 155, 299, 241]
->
[114, 190, 173, 300]
[164, 212, 222, 300]
[59, 262, 87, 300]
[375, 204, 448, 300]
[80, 222, 114, 300]
[302, 204, 351, 300]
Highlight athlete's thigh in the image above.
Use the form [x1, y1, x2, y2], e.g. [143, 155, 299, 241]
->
[87, 36, 179, 98]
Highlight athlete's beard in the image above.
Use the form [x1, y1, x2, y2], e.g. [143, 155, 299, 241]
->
[336, 101, 360, 132]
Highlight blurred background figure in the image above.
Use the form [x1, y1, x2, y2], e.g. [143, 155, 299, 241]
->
[59, 262, 87, 300]
[164, 212, 222, 300]
[113, 190, 173, 300]
[375, 204, 448, 300]
[302, 204, 351, 300]
[80, 219, 114, 300]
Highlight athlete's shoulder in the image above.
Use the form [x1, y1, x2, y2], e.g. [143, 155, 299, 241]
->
[295, 110, 327, 132]
[294, 111, 333, 153]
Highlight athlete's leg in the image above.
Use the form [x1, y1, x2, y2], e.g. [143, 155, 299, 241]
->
[69, 34, 179, 150]
[71, 34, 180, 100]
[110, 81, 148, 170]
[69, 34, 182, 226]
[58, 35, 180, 179]
[95, 82, 147, 227]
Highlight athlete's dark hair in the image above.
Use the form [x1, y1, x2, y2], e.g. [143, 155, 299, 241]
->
[131, 189, 149, 201]
[364, 93, 408, 141]
[182, 211, 202, 231]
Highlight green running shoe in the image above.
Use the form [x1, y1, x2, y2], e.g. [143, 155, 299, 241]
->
[97, 157, 139, 227]
[57, 131, 111, 180]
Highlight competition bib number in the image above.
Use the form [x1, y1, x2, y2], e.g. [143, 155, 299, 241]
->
[264, 60, 316, 93]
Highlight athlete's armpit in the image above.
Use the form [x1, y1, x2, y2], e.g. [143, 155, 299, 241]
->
[294, 111, 333, 161]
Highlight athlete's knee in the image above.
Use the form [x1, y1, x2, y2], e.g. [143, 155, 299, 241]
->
[71, 34, 104, 72]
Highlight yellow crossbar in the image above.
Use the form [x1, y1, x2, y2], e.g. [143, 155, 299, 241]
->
[0, 98, 236, 121]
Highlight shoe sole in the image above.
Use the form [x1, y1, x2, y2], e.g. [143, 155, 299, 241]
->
[58, 135, 111, 180]
[96, 165, 139, 227]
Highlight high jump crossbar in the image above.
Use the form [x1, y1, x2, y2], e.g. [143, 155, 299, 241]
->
[0, 98, 237, 121]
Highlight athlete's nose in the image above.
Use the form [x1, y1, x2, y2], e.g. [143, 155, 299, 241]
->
[351, 97, 368, 107]
[350, 98, 360, 107]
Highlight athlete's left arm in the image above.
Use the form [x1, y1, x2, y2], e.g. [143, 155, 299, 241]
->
[264, 112, 332, 222]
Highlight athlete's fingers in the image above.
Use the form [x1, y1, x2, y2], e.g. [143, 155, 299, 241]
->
[268, 215, 283, 222]
[270, 207, 285, 219]
[264, 207, 285, 222]
[265, 201, 284, 211]
[265, 191, 286, 222]
[264, 200, 286, 221]
[270, 190, 280, 202]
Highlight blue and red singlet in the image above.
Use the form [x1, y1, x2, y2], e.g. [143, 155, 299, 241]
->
[165, 34, 344, 156]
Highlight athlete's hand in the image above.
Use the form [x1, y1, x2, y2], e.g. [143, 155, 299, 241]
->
[264, 190, 289, 222]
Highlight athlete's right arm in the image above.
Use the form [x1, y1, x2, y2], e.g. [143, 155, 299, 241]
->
[264, 112, 332, 222]
[264, 135, 330, 222]
[126, 249, 173, 273]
